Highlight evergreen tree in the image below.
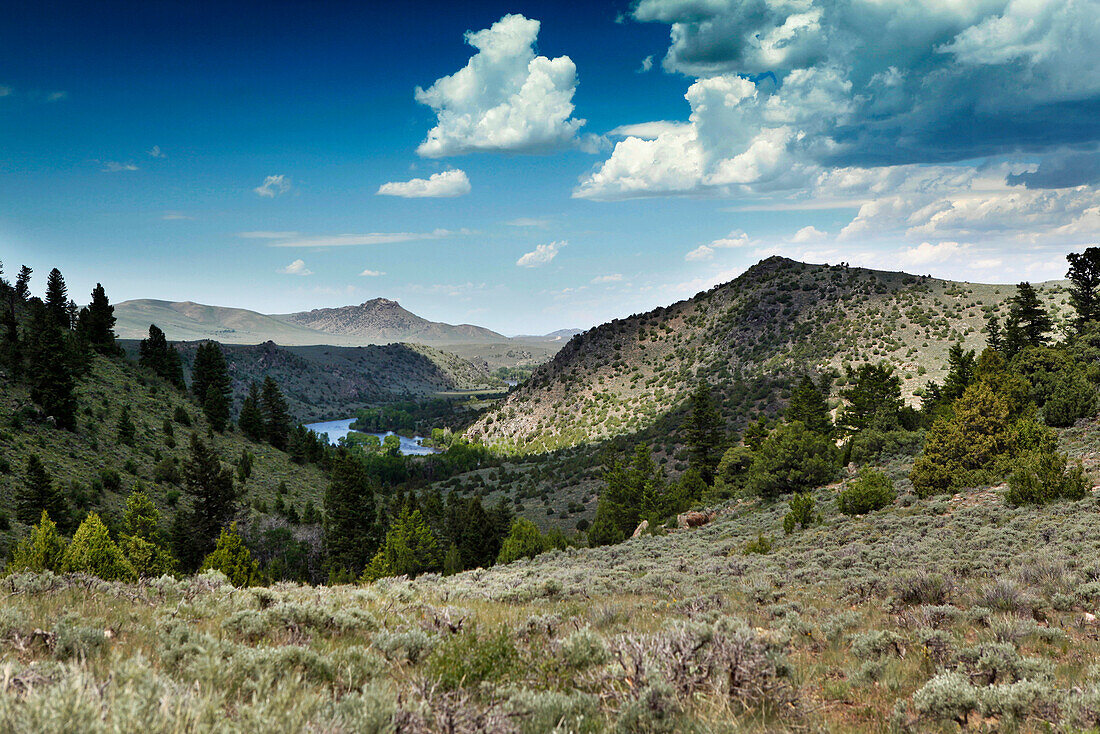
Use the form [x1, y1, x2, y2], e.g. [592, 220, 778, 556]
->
[22, 302, 77, 430]
[14, 265, 31, 301]
[361, 508, 442, 581]
[685, 381, 723, 484]
[78, 283, 117, 354]
[191, 342, 231, 428]
[1005, 282, 1053, 356]
[261, 377, 291, 449]
[138, 324, 184, 387]
[984, 313, 1003, 352]
[323, 453, 380, 576]
[1067, 246, 1100, 329]
[117, 406, 136, 446]
[786, 375, 832, 435]
[44, 268, 70, 329]
[175, 433, 239, 570]
[203, 383, 231, 432]
[15, 454, 69, 528]
[0, 305, 19, 374]
[238, 381, 265, 440]
[7, 511, 67, 573]
[839, 363, 903, 432]
[62, 513, 137, 581]
[745, 422, 840, 498]
[117, 488, 176, 577]
[496, 518, 547, 565]
[941, 343, 977, 402]
[200, 522, 261, 587]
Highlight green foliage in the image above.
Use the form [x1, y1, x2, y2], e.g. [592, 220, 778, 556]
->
[173, 433, 240, 570]
[590, 444, 672, 545]
[323, 453, 380, 576]
[260, 377, 291, 450]
[744, 533, 772, 555]
[1067, 247, 1100, 329]
[138, 324, 184, 387]
[783, 492, 819, 534]
[7, 511, 67, 573]
[22, 300, 77, 430]
[15, 454, 68, 529]
[77, 282, 118, 355]
[120, 490, 176, 577]
[360, 508, 441, 582]
[496, 518, 548, 565]
[237, 381, 265, 441]
[685, 381, 723, 483]
[840, 363, 903, 432]
[200, 522, 261, 587]
[191, 341, 231, 431]
[786, 374, 832, 435]
[62, 512, 137, 582]
[710, 445, 754, 499]
[116, 405, 136, 446]
[1005, 282, 1053, 357]
[837, 469, 896, 515]
[746, 422, 839, 498]
[425, 627, 519, 690]
[1004, 447, 1089, 506]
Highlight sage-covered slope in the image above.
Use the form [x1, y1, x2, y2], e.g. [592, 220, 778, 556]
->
[468, 257, 1070, 451]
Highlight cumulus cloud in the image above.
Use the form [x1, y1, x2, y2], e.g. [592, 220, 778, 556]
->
[791, 225, 826, 243]
[148, 145, 166, 159]
[279, 259, 313, 276]
[359, 269, 385, 277]
[254, 174, 290, 198]
[377, 169, 471, 198]
[415, 14, 586, 157]
[517, 241, 564, 267]
[592, 273, 624, 284]
[685, 230, 750, 261]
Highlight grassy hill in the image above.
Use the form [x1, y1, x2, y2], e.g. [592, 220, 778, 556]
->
[120, 340, 504, 423]
[280, 298, 508, 344]
[113, 299, 347, 345]
[468, 257, 1070, 452]
[0, 354, 332, 564]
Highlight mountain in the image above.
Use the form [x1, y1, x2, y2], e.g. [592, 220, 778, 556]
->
[512, 328, 585, 343]
[467, 256, 1070, 452]
[120, 340, 505, 422]
[280, 298, 507, 344]
[114, 299, 346, 345]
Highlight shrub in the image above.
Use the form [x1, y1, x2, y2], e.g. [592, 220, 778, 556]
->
[746, 422, 839, 498]
[425, 627, 519, 690]
[1004, 447, 1089, 506]
[782, 492, 819, 534]
[893, 571, 952, 605]
[912, 671, 978, 726]
[560, 627, 610, 670]
[61, 513, 137, 582]
[744, 534, 773, 555]
[837, 469, 896, 516]
[496, 518, 547, 565]
[200, 523, 261, 587]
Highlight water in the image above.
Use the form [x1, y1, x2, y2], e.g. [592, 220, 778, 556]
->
[303, 418, 440, 456]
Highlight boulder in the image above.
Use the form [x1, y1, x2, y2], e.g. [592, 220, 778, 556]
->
[631, 519, 649, 538]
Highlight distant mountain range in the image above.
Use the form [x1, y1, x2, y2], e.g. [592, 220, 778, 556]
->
[114, 297, 572, 348]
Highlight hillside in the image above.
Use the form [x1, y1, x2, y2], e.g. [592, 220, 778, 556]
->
[113, 299, 346, 345]
[468, 257, 1070, 451]
[120, 340, 504, 422]
[281, 298, 507, 344]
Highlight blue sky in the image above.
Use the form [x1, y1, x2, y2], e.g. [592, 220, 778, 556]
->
[2, 0, 1099, 334]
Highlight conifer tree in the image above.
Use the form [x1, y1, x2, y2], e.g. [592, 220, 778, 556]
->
[175, 433, 239, 570]
[496, 518, 547, 565]
[1067, 246, 1100, 329]
[191, 342, 231, 428]
[14, 265, 31, 301]
[62, 513, 137, 581]
[22, 301, 77, 430]
[1005, 282, 1053, 356]
[203, 383, 231, 432]
[261, 376, 291, 449]
[840, 363, 903, 432]
[44, 268, 70, 329]
[0, 306, 19, 374]
[200, 522, 261, 587]
[686, 381, 723, 484]
[323, 453, 380, 575]
[15, 454, 69, 528]
[786, 375, 832, 435]
[7, 511, 67, 573]
[138, 324, 184, 387]
[78, 283, 117, 354]
[985, 313, 1003, 352]
[238, 381, 265, 440]
[117, 406, 136, 446]
[361, 507, 441, 581]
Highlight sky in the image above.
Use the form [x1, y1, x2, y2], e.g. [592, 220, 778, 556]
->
[1, 0, 1099, 335]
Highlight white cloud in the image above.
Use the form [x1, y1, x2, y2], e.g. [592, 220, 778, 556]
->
[591, 273, 623, 284]
[517, 241, 564, 267]
[359, 269, 385, 277]
[238, 231, 300, 239]
[637, 55, 654, 73]
[254, 174, 291, 198]
[414, 14, 586, 157]
[377, 169, 471, 198]
[161, 212, 193, 221]
[279, 259, 313, 276]
[265, 229, 464, 248]
[899, 241, 969, 266]
[505, 217, 550, 227]
[102, 161, 139, 172]
[606, 121, 689, 139]
[791, 225, 826, 243]
[685, 230, 750, 261]
[148, 145, 166, 159]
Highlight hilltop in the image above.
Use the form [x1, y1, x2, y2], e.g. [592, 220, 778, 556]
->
[468, 257, 1070, 451]
[119, 340, 504, 423]
[280, 298, 507, 345]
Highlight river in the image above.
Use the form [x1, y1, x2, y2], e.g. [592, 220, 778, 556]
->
[303, 418, 440, 456]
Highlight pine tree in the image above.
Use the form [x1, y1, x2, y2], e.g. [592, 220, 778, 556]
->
[15, 454, 69, 528]
[323, 453, 380, 576]
[0, 305, 19, 374]
[78, 283, 117, 354]
[496, 518, 547, 565]
[1067, 247, 1100, 329]
[22, 301, 77, 430]
[686, 381, 723, 484]
[138, 324, 184, 387]
[62, 513, 137, 581]
[786, 375, 832, 435]
[238, 381, 265, 440]
[204, 383, 231, 432]
[44, 268, 70, 329]
[192, 342, 231, 429]
[14, 265, 31, 301]
[361, 508, 442, 582]
[117, 406, 136, 446]
[200, 522, 261, 587]
[261, 377, 291, 449]
[175, 433, 240, 570]
[840, 363, 903, 432]
[985, 313, 1003, 352]
[7, 511, 67, 573]
[1005, 282, 1053, 356]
